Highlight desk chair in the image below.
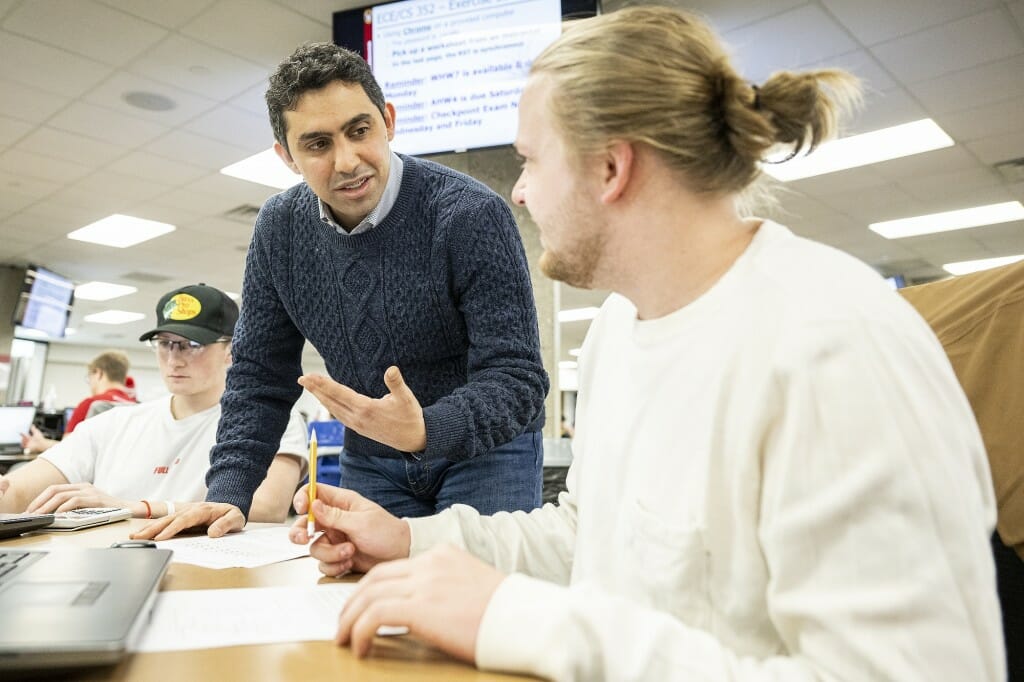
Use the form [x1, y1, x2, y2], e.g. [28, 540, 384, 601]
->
[900, 260, 1024, 681]
[85, 400, 130, 420]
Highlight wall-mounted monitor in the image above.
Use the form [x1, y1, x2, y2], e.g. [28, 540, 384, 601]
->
[333, 0, 599, 157]
[10, 265, 75, 339]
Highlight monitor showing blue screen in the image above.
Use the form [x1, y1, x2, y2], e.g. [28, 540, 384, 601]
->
[11, 265, 75, 339]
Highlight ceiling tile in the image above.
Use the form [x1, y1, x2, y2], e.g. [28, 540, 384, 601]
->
[869, 8, 1024, 83]
[83, 71, 219, 127]
[228, 81, 270, 117]
[684, 0, 807, 32]
[0, 190, 37, 215]
[936, 95, 1024, 143]
[95, 0, 216, 28]
[820, 0, 1001, 45]
[905, 54, 1024, 115]
[724, 4, 860, 82]
[0, 114, 31, 147]
[106, 151, 209, 187]
[802, 49, 897, 94]
[47, 101, 168, 148]
[1010, 1, 1024, 30]
[870, 145, 979, 183]
[786, 166, 889, 197]
[0, 32, 110, 98]
[847, 87, 927, 134]
[276, 0, 360, 25]
[4, 0, 168, 66]
[966, 131, 1024, 165]
[70, 169, 171, 204]
[128, 35, 268, 101]
[0, 148, 96, 186]
[181, 0, 331, 69]
[0, 169, 58, 200]
[142, 129, 251, 169]
[14, 127, 128, 167]
[183, 105, 274, 152]
[897, 167, 1004, 204]
[0, 79, 70, 123]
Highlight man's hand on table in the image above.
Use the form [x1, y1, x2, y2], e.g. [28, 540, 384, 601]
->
[131, 501, 245, 540]
[338, 544, 506, 663]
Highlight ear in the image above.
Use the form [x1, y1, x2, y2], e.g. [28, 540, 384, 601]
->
[273, 141, 301, 175]
[598, 140, 635, 205]
[383, 102, 397, 142]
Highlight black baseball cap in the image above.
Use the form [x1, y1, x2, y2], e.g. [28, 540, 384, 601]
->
[138, 283, 238, 345]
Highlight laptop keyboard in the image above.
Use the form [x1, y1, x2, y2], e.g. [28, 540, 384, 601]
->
[0, 550, 42, 584]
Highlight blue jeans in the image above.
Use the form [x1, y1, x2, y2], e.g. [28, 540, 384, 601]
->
[340, 431, 543, 517]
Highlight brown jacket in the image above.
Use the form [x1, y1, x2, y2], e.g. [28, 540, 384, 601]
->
[901, 261, 1024, 559]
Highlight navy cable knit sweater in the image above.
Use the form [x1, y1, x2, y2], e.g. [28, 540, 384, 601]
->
[206, 154, 549, 516]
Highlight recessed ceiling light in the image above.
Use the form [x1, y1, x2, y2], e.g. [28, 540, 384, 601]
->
[68, 214, 175, 248]
[123, 90, 176, 111]
[568, 348, 581, 357]
[221, 148, 302, 190]
[761, 119, 954, 182]
[943, 254, 1024, 276]
[869, 201, 1024, 239]
[558, 307, 600, 323]
[83, 310, 146, 325]
[75, 281, 138, 301]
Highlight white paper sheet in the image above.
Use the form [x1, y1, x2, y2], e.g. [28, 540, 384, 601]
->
[131, 584, 407, 652]
[154, 526, 309, 568]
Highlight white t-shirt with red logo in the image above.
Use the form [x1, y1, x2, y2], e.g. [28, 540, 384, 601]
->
[41, 396, 308, 503]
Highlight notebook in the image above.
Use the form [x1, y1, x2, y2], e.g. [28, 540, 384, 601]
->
[0, 546, 172, 670]
[0, 405, 36, 455]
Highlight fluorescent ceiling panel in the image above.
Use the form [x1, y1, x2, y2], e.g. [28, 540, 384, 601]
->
[558, 307, 600, 323]
[761, 119, 953, 181]
[83, 310, 146, 324]
[68, 214, 176, 248]
[75, 281, 138, 301]
[870, 201, 1024, 239]
[943, 254, 1024, 276]
[220, 148, 302, 190]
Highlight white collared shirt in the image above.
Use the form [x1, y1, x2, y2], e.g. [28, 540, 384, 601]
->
[318, 152, 404, 236]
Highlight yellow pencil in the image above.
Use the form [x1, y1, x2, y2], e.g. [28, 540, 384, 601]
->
[307, 430, 317, 536]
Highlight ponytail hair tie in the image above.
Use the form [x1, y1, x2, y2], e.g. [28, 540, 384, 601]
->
[751, 84, 761, 110]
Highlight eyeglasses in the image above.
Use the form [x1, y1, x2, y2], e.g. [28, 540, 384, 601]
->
[148, 337, 227, 358]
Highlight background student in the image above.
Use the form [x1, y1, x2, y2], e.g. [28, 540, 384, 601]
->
[20, 350, 137, 454]
[0, 284, 307, 522]
[286, 7, 1002, 680]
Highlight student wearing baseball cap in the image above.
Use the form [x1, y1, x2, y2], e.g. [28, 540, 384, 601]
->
[0, 284, 308, 522]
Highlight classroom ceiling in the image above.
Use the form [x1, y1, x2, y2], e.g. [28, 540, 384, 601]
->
[1, 0, 1023, 366]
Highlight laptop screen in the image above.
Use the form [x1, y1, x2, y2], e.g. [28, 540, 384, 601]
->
[0, 406, 36, 446]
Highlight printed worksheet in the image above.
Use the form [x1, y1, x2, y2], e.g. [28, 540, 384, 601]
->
[131, 584, 406, 652]
[155, 526, 308, 568]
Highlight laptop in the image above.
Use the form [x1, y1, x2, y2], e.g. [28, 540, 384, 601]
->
[0, 546, 172, 670]
[0, 406, 36, 455]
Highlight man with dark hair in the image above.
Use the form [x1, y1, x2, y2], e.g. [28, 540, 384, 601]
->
[135, 42, 548, 540]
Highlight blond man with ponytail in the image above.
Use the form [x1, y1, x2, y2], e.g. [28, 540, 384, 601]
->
[292, 7, 1003, 680]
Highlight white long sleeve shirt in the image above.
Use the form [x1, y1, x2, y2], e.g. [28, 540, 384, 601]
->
[408, 221, 1003, 681]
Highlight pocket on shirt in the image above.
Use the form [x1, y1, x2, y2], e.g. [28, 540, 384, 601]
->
[619, 498, 711, 629]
